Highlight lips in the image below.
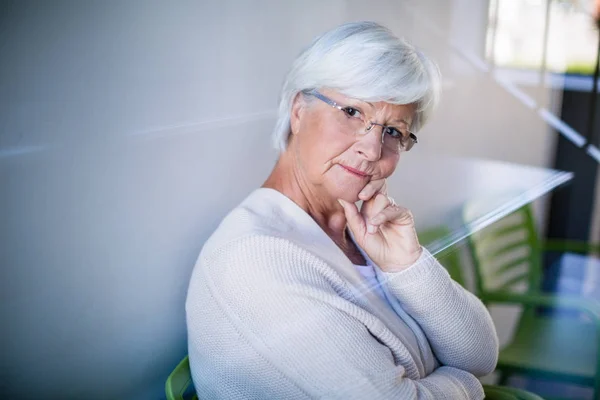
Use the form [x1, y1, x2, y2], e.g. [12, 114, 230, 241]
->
[340, 165, 370, 178]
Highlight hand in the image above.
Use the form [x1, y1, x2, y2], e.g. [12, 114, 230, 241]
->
[338, 187, 422, 272]
[357, 177, 386, 202]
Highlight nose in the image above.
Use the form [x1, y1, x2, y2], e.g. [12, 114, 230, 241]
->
[354, 125, 383, 161]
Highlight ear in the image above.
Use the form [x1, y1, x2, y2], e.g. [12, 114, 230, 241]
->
[290, 92, 305, 136]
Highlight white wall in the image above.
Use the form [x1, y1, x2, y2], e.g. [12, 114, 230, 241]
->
[1, 1, 561, 399]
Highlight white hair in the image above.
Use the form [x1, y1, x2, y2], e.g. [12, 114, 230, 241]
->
[272, 21, 442, 152]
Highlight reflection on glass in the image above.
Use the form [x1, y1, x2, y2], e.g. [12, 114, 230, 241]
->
[487, 0, 597, 74]
[484, 0, 600, 152]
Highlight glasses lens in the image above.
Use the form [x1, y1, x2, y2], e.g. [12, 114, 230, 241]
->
[335, 110, 364, 133]
[402, 136, 414, 152]
[380, 129, 413, 153]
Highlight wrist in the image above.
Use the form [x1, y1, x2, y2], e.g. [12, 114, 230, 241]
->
[381, 246, 423, 273]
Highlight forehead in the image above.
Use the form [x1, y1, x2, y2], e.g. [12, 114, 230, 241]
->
[371, 101, 416, 125]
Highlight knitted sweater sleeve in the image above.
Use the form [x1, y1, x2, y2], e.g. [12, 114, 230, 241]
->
[382, 248, 499, 377]
[197, 235, 484, 399]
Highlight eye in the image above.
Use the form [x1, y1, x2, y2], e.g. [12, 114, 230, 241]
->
[383, 127, 404, 140]
[341, 107, 362, 119]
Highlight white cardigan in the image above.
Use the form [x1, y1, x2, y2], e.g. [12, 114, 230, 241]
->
[186, 188, 498, 399]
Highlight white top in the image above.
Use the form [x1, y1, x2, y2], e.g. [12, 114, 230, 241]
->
[354, 262, 388, 302]
[353, 260, 422, 358]
[186, 188, 499, 399]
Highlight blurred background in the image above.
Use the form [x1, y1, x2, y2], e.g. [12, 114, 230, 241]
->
[1, 0, 599, 399]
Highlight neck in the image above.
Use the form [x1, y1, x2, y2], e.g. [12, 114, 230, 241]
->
[262, 150, 349, 245]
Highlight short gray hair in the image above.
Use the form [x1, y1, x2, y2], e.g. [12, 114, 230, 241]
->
[272, 21, 442, 152]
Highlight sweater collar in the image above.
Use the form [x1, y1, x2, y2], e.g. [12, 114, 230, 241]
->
[246, 188, 357, 275]
[244, 188, 399, 309]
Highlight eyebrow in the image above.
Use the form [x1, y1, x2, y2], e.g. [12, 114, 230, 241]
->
[351, 98, 413, 129]
[390, 117, 412, 127]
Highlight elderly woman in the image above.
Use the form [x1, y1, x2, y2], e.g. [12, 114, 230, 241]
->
[186, 21, 498, 399]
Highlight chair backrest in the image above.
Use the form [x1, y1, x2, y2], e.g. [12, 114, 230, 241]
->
[463, 203, 543, 295]
[418, 226, 466, 287]
[165, 356, 198, 400]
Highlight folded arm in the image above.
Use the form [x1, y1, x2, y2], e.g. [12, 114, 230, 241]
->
[382, 247, 499, 376]
[199, 236, 485, 399]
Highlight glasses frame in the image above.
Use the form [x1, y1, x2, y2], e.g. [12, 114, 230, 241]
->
[303, 89, 418, 152]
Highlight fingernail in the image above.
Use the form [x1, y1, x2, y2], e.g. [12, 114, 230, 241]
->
[337, 199, 345, 207]
[367, 224, 377, 234]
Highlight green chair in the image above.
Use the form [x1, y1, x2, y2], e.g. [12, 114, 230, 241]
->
[165, 355, 198, 400]
[418, 225, 465, 286]
[166, 355, 545, 399]
[482, 384, 545, 400]
[461, 203, 600, 399]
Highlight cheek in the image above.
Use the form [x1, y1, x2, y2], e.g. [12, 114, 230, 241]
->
[378, 154, 400, 178]
[299, 120, 352, 166]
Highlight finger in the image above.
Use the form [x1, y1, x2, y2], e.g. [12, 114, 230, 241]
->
[371, 206, 414, 226]
[358, 178, 387, 201]
[338, 199, 367, 237]
[362, 193, 391, 223]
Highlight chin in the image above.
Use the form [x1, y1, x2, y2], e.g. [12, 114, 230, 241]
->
[326, 184, 363, 204]
[340, 192, 361, 203]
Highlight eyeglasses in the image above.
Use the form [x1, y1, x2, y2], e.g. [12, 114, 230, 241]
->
[303, 89, 418, 153]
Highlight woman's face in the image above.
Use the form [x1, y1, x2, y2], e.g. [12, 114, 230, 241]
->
[289, 88, 416, 203]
